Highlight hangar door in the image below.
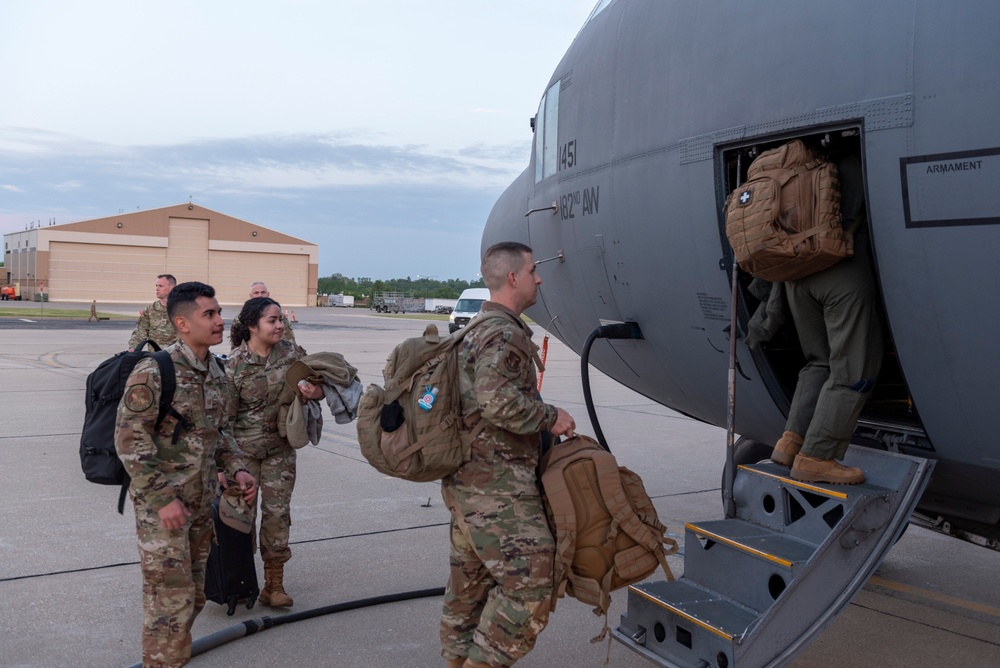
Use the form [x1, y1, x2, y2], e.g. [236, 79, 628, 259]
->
[47, 242, 167, 302]
[209, 250, 309, 307]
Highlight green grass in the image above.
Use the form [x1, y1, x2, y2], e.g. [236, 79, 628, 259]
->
[373, 312, 450, 321]
[0, 308, 131, 319]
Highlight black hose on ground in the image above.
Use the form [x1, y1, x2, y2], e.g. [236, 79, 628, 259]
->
[125, 586, 445, 668]
[580, 322, 644, 452]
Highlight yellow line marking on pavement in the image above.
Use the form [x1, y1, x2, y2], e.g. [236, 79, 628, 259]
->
[868, 576, 1000, 619]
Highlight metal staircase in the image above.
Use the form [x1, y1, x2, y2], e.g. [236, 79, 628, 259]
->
[613, 446, 934, 668]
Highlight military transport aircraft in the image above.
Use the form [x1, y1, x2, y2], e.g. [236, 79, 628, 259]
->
[482, 1, 1000, 666]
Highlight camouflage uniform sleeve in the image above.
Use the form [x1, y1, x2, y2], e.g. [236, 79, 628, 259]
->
[473, 329, 557, 434]
[127, 309, 151, 350]
[113, 358, 176, 510]
[282, 313, 296, 343]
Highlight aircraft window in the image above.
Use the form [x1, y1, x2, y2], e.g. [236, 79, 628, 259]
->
[535, 96, 546, 183]
[543, 81, 560, 179]
[584, 0, 616, 27]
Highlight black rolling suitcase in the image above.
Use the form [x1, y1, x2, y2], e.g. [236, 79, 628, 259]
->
[204, 496, 259, 615]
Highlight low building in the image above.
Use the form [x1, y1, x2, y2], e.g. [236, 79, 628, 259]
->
[2, 203, 317, 306]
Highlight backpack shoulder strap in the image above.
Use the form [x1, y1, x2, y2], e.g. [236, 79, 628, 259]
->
[150, 350, 191, 444]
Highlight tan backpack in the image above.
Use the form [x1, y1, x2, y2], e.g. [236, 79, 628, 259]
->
[725, 139, 853, 282]
[539, 435, 677, 623]
[356, 314, 491, 482]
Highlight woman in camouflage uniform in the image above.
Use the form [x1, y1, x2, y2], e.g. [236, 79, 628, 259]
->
[225, 297, 323, 607]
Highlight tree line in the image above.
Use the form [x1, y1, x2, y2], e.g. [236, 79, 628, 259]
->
[317, 273, 485, 300]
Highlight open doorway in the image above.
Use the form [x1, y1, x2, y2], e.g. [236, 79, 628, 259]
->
[718, 127, 925, 442]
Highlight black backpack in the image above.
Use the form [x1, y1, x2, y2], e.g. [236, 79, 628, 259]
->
[80, 340, 187, 514]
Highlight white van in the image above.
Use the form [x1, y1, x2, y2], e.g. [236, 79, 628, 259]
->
[449, 288, 490, 333]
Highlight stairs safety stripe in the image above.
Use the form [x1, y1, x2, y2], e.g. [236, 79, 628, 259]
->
[737, 464, 849, 499]
[685, 523, 794, 568]
[630, 586, 735, 641]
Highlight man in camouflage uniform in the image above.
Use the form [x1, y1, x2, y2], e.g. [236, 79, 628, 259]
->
[116, 281, 257, 668]
[441, 242, 576, 668]
[129, 274, 178, 351]
[229, 281, 296, 346]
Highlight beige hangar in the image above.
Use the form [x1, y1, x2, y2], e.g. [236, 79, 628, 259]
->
[3, 203, 318, 307]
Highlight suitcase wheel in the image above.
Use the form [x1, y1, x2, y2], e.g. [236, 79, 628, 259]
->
[246, 592, 257, 610]
[226, 597, 238, 616]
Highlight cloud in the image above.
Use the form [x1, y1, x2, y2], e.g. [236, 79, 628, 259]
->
[2, 184, 23, 192]
[0, 127, 529, 279]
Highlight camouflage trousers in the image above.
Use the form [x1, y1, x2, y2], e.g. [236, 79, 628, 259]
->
[241, 445, 296, 564]
[134, 501, 214, 668]
[785, 252, 884, 460]
[440, 485, 555, 667]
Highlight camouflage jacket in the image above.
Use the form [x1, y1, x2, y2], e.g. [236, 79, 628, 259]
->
[128, 299, 177, 350]
[226, 338, 301, 458]
[229, 312, 296, 347]
[446, 302, 558, 497]
[114, 340, 245, 513]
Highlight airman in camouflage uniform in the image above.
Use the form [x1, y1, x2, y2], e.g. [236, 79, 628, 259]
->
[226, 296, 317, 607]
[129, 274, 178, 351]
[226, 338, 300, 568]
[115, 282, 256, 668]
[441, 242, 576, 668]
[229, 281, 296, 346]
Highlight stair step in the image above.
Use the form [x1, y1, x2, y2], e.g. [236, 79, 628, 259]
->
[733, 462, 896, 544]
[684, 519, 817, 611]
[686, 519, 817, 567]
[628, 579, 758, 641]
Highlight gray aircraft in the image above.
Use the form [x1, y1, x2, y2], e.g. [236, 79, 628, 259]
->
[482, 1, 999, 666]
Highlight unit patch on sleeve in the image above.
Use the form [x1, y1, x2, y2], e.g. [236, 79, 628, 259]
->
[124, 384, 155, 412]
[504, 350, 523, 376]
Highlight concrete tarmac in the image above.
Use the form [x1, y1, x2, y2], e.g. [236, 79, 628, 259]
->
[1, 305, 998, 667]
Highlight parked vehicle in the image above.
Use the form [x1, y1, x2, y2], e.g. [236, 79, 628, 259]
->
[449, 288, 489, 333]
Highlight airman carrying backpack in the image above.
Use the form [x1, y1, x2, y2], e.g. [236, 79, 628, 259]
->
[539, 434, 677, 630]
[725, 139, 853, 282]
[356, 313, 492, 482]
[80, 341, 182, 513]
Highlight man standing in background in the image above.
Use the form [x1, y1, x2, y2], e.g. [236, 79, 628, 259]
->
[129, 274, 178, 351]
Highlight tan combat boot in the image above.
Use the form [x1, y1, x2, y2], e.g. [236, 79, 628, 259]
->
[790, 454, 864, 485]
[445, 659, 466, 668]
[770, 431, 804, 467]
[259, 561, 294, 607]
[462, 661, 492, 668]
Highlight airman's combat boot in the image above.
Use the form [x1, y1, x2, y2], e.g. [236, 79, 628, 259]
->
[790, 454, 864, 485]
[462, 661, 491, 668]
[259, 561, 294, 607]
[445, 658, 466, 668]
[770, 431, 803, 467]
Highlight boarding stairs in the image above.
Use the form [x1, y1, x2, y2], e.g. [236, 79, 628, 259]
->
[612, 446, 934, 668]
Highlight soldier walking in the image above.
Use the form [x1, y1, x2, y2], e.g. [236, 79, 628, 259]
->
[115, 282, 257, 667]
[441, 242, 576, 668]
[88, 299, 97, 323]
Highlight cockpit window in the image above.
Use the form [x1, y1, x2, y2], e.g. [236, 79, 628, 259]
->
[534, 81, 561, 183]
[583, 0, 616, 27]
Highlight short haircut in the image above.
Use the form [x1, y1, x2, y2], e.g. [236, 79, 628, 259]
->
[167, 282, 215, 320]
[481, 242, 532, 291]
[250, 281, 267, 290]
[158, 274, 177, 286]
[230, 296, 281, 348]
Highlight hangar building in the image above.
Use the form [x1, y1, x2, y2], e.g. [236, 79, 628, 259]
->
[3, 203, 317, 307]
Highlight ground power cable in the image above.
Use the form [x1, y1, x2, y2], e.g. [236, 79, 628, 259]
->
[123, 587, 446, 668]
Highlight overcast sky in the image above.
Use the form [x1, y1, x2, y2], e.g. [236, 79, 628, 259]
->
[0, 0, 596, 281]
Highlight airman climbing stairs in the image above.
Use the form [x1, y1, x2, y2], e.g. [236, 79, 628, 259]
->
[612, 446, 934, 668]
